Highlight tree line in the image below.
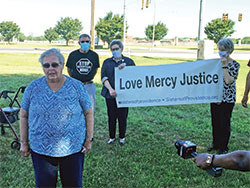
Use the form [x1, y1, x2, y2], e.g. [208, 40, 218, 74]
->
[0, 12, 249, 45]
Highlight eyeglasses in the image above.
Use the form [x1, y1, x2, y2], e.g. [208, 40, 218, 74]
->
[111, 48, 120, 51]
[42, 62, 60, 68]
[80, 40, 90, 43]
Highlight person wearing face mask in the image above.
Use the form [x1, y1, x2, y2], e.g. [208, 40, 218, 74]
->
[208, 38, 240, 154]
[101, 40, 135, 145]
[66, 34, 99, 114]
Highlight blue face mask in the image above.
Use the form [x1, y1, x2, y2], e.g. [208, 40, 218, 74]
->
[80, 43, 90, 51]
[218, 51, 228, 58]
[112, 49, 122, 58]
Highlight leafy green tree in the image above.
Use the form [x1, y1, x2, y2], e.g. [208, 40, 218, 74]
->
[0, 21, 20, 43]
[204, 18, 235, 43]
[55, 17, 82, 45]
[26, 35, 34, 41]
[44, 27, 59, 43]
[95, 12, 127, 46]
[145, 21, 168, 40]
[18, 32, 26, 42]
[242, 36, 250, 44]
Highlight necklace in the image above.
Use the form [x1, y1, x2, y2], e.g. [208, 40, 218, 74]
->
[48, 76, 66, 93]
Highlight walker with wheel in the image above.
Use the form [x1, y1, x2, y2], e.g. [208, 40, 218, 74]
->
[0, 86, 26, 150]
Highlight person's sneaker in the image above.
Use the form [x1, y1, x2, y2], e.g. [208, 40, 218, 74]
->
[107, 138, 115, 144]
[119, 138, 126, 145]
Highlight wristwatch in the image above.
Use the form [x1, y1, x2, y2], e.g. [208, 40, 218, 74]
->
[206, 154, 214, 166]
[85, 137, 94, 142]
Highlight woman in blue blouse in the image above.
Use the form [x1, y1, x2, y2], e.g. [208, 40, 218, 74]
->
[19, 48, 94, 187]
[101, 40, 135, 145]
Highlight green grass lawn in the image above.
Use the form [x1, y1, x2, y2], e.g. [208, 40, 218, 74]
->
[0, 53, 249, 187]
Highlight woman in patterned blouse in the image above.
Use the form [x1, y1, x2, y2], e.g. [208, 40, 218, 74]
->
[19, 48, 94, 187]
[208, 38, 240, 155]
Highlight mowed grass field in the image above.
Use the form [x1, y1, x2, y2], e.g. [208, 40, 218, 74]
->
[0, 52, 249, 187]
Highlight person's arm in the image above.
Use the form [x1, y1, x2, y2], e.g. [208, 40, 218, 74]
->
[241, 70, 250, 107]
[118, 58, 135, 69]
[101, 60, 117, 98]
[194, 151, 250, 172]
[103, 80, 117, 98]
[67, 67, 72, 77]
[223, 68, 235, 85]
[83, 107, 94, 153]
[19, 108, 30, 157]
[221, 58, 236, 85]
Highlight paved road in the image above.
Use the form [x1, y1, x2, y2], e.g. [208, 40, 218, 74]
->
[0, 47, 248, 60]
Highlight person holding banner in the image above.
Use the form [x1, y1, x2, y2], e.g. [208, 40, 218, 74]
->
[241, 60, 250, 108]
[208, 38, 240, 154]
[101, 40, 135, 145]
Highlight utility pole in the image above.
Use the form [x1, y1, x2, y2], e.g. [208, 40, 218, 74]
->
[197, 0, 205, 59]
[123, 0, 126, 50]
[151, 0, 156, 49]
[90, 0, 95, 50]
[197, 0, 204, 40]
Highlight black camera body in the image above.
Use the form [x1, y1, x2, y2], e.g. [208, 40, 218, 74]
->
[175, 140, 223, 177]
[175, 140, 197, 159]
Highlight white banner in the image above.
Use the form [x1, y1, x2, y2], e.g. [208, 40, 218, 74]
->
[115, 58, 223, 108]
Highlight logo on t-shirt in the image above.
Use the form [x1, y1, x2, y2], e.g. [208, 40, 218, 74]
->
[76, 58, 93, 75]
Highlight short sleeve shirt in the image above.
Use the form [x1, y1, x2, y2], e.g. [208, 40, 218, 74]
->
[222, 60, 240, 103]
[21, 76, 91, 157]
[66, 49, 99, 82]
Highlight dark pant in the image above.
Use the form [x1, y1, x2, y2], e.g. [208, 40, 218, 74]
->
[210, 102, 234, 151]
[105, 98, 128, 139]
[31, 150, 85, 188]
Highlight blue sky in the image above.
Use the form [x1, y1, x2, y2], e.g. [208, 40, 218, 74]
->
[1, 0, 249, 39]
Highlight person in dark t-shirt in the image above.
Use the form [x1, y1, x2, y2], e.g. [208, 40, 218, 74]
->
[66, 34, 99, 113]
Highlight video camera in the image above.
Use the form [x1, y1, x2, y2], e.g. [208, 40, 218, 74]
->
[175, 140, 222, 177]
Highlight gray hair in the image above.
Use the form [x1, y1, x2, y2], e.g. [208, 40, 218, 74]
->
[79, 33, 91, 41]
[217, 38, 234, 54]
[39, 48, 65, 65]
[110, 40, 124, 50]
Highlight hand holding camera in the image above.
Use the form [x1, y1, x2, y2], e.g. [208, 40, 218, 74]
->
[175, 140, 223, 177]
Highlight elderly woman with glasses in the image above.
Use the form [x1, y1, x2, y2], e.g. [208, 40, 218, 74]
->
[19, 48, 94, 187]
[101, 40, 135, 145]
[208, 38, 240, 154]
